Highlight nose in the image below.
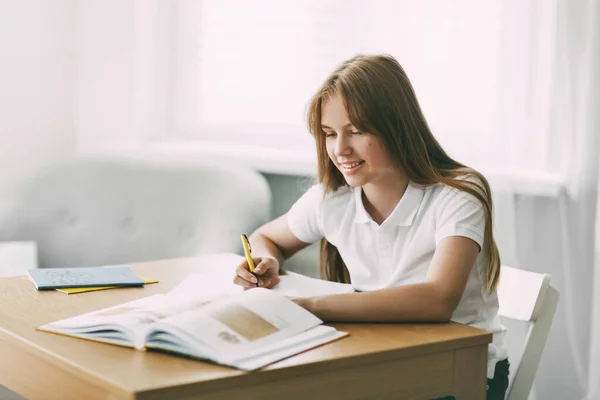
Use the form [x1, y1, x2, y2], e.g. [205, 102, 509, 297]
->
[333, 134, 352, 157]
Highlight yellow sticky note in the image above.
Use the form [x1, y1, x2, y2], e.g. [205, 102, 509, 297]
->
[56, 277, 159, 295]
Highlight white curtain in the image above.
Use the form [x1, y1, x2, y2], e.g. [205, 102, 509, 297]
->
[587, 0, 600, 395]
[548, 0, 600, 399]
[517, 0, 599, 399]
[591, 166, 600, 400]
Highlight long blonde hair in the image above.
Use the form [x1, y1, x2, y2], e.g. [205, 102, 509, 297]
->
[306, 54, 501, 293]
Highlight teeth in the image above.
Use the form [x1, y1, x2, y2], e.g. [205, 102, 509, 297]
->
[342, 161, 363, 169]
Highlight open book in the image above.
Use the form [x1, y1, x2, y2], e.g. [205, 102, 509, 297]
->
[38, 287, 348, 371]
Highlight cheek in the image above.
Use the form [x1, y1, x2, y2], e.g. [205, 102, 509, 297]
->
[325, 142, 335, 158]
[366, 140, 391, 166]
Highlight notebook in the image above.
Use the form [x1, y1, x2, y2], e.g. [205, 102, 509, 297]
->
[27, 266, 146, 290]
[56, 276, 159, 294]
[38, 287, 348, 371]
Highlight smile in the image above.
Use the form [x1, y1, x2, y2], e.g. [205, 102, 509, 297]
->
[340, 160, 365, 173]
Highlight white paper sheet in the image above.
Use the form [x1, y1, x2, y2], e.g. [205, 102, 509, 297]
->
[170, 269, 354, 299]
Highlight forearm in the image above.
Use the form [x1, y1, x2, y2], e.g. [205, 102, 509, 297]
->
[304, 282, 456, 322]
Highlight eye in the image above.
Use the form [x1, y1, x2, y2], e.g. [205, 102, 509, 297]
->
[325, 131, 337, 138]
[351, 131, 363, 135]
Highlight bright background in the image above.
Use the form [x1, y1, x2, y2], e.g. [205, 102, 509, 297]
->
[0, 1, 599, 399]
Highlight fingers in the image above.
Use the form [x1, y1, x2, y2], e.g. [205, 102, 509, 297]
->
[233, 274, 257, 290]
[233, 257, 280, 289]
[233, 274, 279, 289]
[234, 263, 258, 288]
[257, 276, 280, 289]
[254, 256, 277, 275]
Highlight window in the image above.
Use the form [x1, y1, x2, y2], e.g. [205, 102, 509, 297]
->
[171, 0, 559, 177]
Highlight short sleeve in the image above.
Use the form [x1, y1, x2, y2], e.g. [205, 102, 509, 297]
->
[435, 186, 485, 250]
[286, 184, 326, 244]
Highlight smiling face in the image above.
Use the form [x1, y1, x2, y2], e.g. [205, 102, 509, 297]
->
[321, 94, 401, 189]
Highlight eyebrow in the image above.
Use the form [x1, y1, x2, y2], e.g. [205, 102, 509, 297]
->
[321, 123, 355, 130]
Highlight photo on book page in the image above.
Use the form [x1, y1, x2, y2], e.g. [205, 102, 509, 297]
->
[207, 303, 280, 342]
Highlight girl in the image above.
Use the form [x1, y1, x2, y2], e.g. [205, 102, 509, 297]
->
[233, 54, 509, 400]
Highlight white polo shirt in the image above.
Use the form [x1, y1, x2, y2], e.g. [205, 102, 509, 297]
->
[286, 181, 507, 378]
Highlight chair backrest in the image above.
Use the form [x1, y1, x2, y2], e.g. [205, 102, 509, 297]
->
[0, 155, 272, 268]
[497, 265, 560, 400]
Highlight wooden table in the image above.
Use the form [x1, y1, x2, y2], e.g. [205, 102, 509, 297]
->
[0, 255, 491, 400]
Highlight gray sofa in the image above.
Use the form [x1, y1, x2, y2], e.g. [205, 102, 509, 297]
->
[0, 155, 272, 269]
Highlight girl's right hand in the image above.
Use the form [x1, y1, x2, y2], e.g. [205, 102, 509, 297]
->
[233, 256, 280, 290]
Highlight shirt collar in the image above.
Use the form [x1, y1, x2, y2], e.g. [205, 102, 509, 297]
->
[354, 182, 425, 226]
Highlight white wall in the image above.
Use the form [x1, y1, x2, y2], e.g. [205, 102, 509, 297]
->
[75, 0, 170, 152]
[0, 0, 76, 191]
[0, 1, 76, 398]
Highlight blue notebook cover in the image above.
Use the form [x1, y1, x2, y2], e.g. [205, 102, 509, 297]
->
[27, 266, 146, 290]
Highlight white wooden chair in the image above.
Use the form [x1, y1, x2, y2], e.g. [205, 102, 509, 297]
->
[497, 265, 560, 400]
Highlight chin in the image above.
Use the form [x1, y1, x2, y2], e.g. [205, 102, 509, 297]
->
[343, 175, 367, 187]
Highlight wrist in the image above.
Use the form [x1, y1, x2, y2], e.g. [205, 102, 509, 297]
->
[301, 296, 323, 318]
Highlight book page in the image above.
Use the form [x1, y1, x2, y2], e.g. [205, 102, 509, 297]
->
[38, 294, 167, 348]
[38, 293, 223, 348]
[170, 270, 354, 299]
[232, 325, 348, 370]
[272, 271, 354, 297]
[169, 270, 243, 297]
[145, 288, 322, 362]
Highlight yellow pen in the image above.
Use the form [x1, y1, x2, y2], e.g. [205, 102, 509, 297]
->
[241, 234, 258, 287]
